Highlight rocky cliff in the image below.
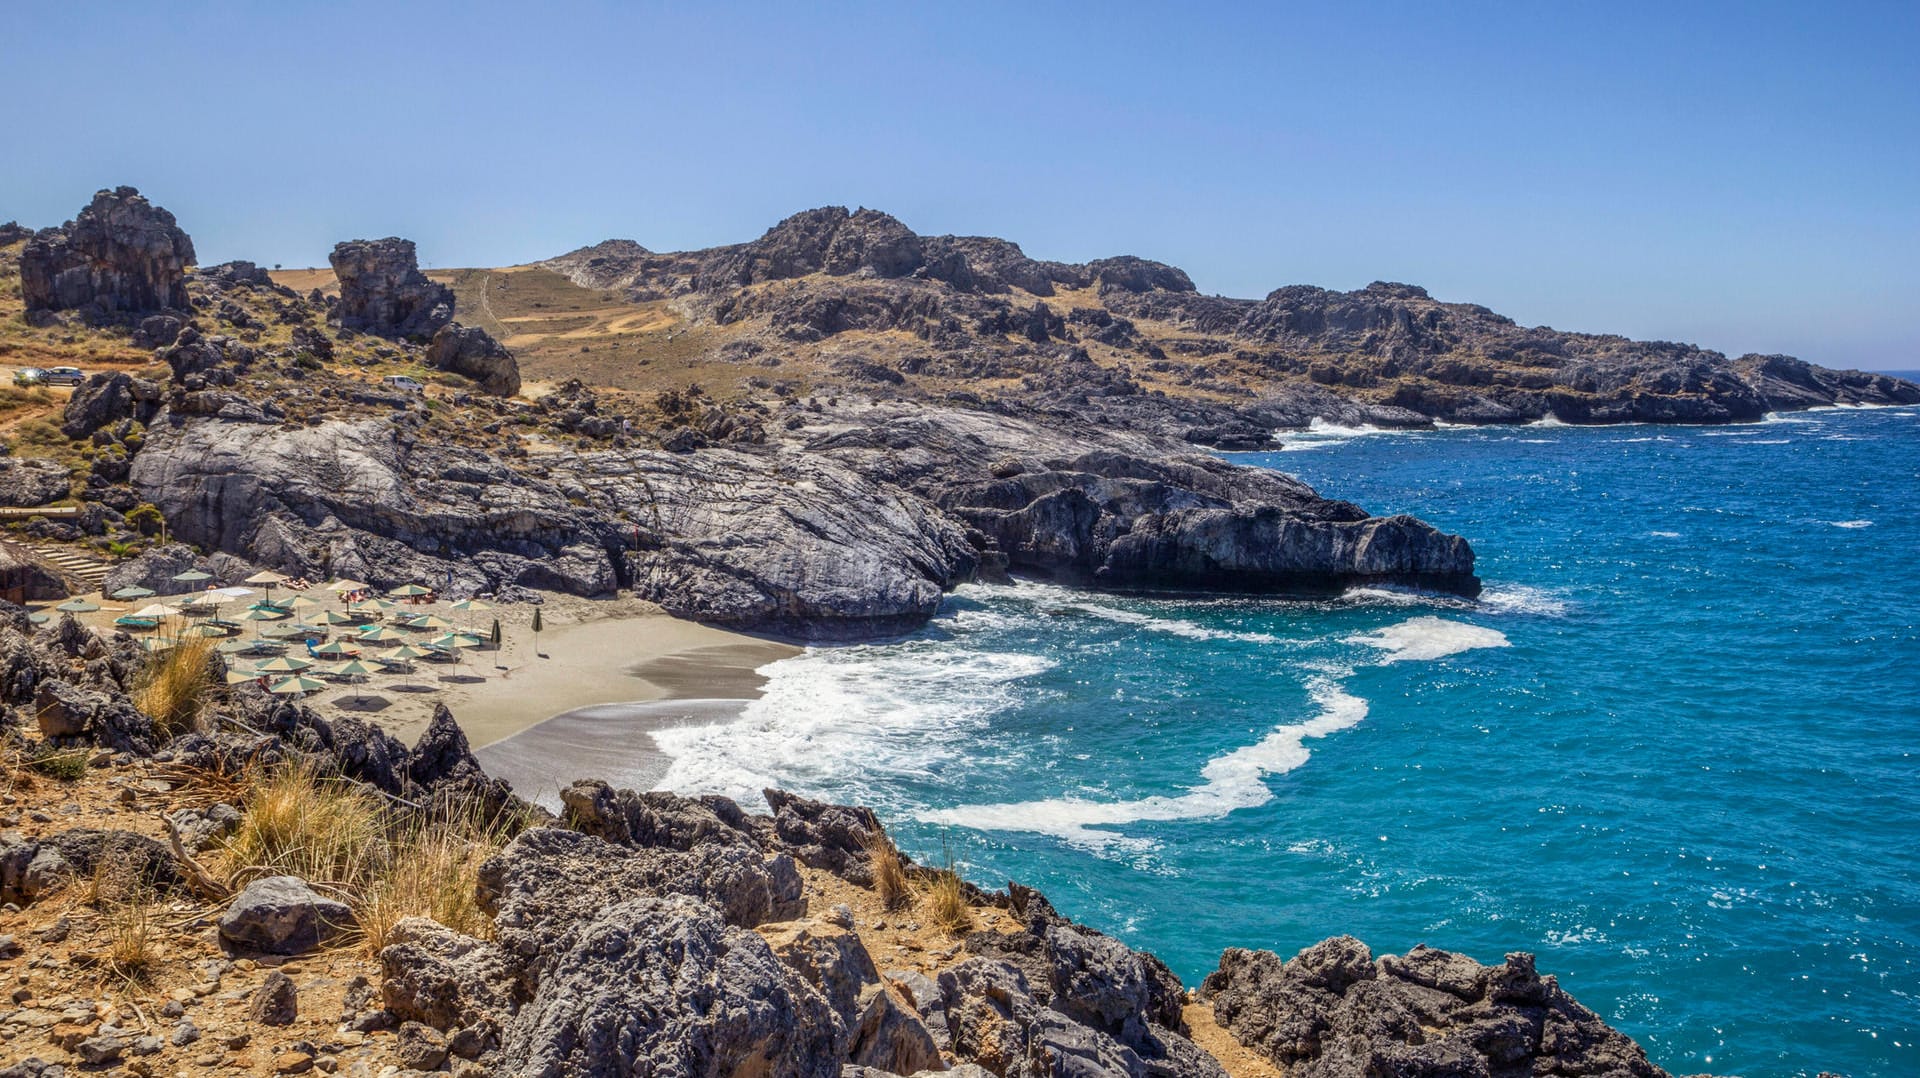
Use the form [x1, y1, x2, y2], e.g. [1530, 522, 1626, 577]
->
[537, 206, 1917, 432]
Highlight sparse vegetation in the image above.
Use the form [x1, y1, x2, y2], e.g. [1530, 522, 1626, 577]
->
[355, 803, 510, 954]
[920, 840, 975, 936]
[132, 634, 215, 737]
[221, 760, 387, 890]
[864, 826, 910, 911]
[104, 881, 160, 983]
[126, 501, 165, 536]
[27, 743, 88, 780]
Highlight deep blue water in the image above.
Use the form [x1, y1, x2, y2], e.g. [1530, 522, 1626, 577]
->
[656, 406, 1920, 1078]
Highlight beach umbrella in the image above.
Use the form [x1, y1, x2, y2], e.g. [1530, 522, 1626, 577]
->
[26, 612, 49, 625]
[224, 669, 263, 686]
[170, 569, 213, 585]
[376, 643, 433, 690]
[287, 596, 323, 612]
[360, 598, 397, 611]
[110, 586, 155, 600]
[357, 625, 408, 643]
[55, 599, 99, 613]
[132, 603, 181, 619]
[182, 624, 229, 639]
[387, 584, 432, 598]
[211, 586, 256, 599]
[450, 598, 492, 612]
[215, 640, 254, 654]
[245, 570, 288, 604]
[326, 579, 369, 593]
[312, 609, 360, 625]
[268, 675, 325, 696]
[323, 658, 383, 702]
[405, 614, 454, 631]
[429, 632, 483, 649]
[237, 607, 286, 623]
[313, 640, 360, 658]
[255, 655, 313, 673]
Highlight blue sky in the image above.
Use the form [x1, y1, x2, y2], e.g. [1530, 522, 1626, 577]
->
[6, 2, 1917, 369]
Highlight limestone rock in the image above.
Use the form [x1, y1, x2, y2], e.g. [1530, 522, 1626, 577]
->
[329, 237, 454, 339]
[249, 970, 299, 1026]
[494, 895, 842, 1078]
[426, 323, 521, 396]
[19, 186, 195, 317]
[218, 875, 353, 954]
[1201, 937, 1673, 1078]
[379, 916, 525, 1033]
[762, 917, 882, 1030]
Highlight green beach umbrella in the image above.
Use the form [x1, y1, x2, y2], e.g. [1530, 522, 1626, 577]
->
[363, 597, 398, 610]
[216, 639, 255, 654]
[429, 632, 483, 649]
[357, 625, 408, 643]
[287, 596, 323, 612]
[313, 640, 360, 658]
[132, 603, 182, 619]
[235, 608, 280, 623]
[224, 669, 263, 685]
[450, 598, 492, 611]
[55, 599, 100, 613]
[377, 644, 432, 662]
[405, 614, 454, 631]
[387, 584, 433, 598]
[326, 578, 369, 592]
[312, 609, 361, 626]
[171, 570, 213, 584]
[268, 675, 326, 696]
[111, 586, 156, 600]
[255, 656, 313, 673]
[324, 658, 382, 702]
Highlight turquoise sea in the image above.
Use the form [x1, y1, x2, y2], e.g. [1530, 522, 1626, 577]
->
[654, 403, 1919, 1078]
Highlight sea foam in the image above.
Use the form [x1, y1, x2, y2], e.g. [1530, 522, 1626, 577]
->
[1346, 616, 1511, 662]
[917, 678, 1368, 851]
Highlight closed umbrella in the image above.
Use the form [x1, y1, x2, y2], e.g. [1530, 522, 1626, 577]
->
[111, 586, 156, 600]
[55, 599, 99, 613]
[268, 675, 326, 696]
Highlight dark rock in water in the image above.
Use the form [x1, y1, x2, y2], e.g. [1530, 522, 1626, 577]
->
[218, 875, 353, 954]
[329, 237, 454, 339]
[1201, 937, 1673, 1078]
[426, 322, 521, 396]
[496, 895, 841, 1078]
[19, 186, 195, 317]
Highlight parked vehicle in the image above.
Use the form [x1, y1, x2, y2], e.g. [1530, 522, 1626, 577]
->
[41, 366, 85, 386]
[382, 375, 424, 392]
[12, 367, 46, 386]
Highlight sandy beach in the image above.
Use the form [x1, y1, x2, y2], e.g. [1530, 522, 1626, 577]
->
[42, 587, 799, 790]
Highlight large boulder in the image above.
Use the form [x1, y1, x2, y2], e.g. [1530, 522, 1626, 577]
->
[218, 875, 354, 954]
[495, 895, 842, 1078]
[1201, 937, 1672, 1078]
[19, 187, 195, 317]
[329, 237, 454, 339]
[426, 323, 521, 396]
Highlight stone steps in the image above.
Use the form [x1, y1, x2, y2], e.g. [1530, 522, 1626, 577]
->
[24, 541, 112, 591]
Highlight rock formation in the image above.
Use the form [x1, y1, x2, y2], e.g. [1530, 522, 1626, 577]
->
[18, 187, 195, 318]
[1201, 937, 1675, 1077]
[427, 322, 522, 395]
[0, 220, 31, 246]
[329, 237, 454, 339]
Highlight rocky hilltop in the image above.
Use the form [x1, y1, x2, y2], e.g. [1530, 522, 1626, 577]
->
[5, 188, 1477, 639]
[536, 206, 1917, 435]
[0, 609, 1724, 1077]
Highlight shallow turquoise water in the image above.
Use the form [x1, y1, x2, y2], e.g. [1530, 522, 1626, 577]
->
[656, 406, 1920, 1078]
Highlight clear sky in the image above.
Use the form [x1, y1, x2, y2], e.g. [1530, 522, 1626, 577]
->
[6, 2, 1917, 370]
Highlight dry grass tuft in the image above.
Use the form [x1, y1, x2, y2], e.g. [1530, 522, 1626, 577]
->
[354, 805, 509, 955]
[864, 827, 911, 911]
[133, 634, 216, 738]
[104, 882, 159, 983]
[920, 841, 975, 936]
[221, 760, 386, 890]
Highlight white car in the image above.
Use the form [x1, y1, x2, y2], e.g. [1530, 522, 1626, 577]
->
[382, 375, 424, 392]
[41, 366, 85, 386]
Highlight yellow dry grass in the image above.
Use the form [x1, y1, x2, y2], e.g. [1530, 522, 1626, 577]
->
[354, 805, 509, 955]
[864, 827, 911, 911]
[133, 634, 216, 738]
[220, 760, 387, 890]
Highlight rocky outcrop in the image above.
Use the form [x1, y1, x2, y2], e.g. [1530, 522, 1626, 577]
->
[329, 237, 454, 339]
[0, 221, 31, 246]
[219, 875, 355, 955]
[426, 322, 521, 396]
[1201, 936, 1674, 1078]
[129, 398, 1475, 638]
[19, 187, 195, 319]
